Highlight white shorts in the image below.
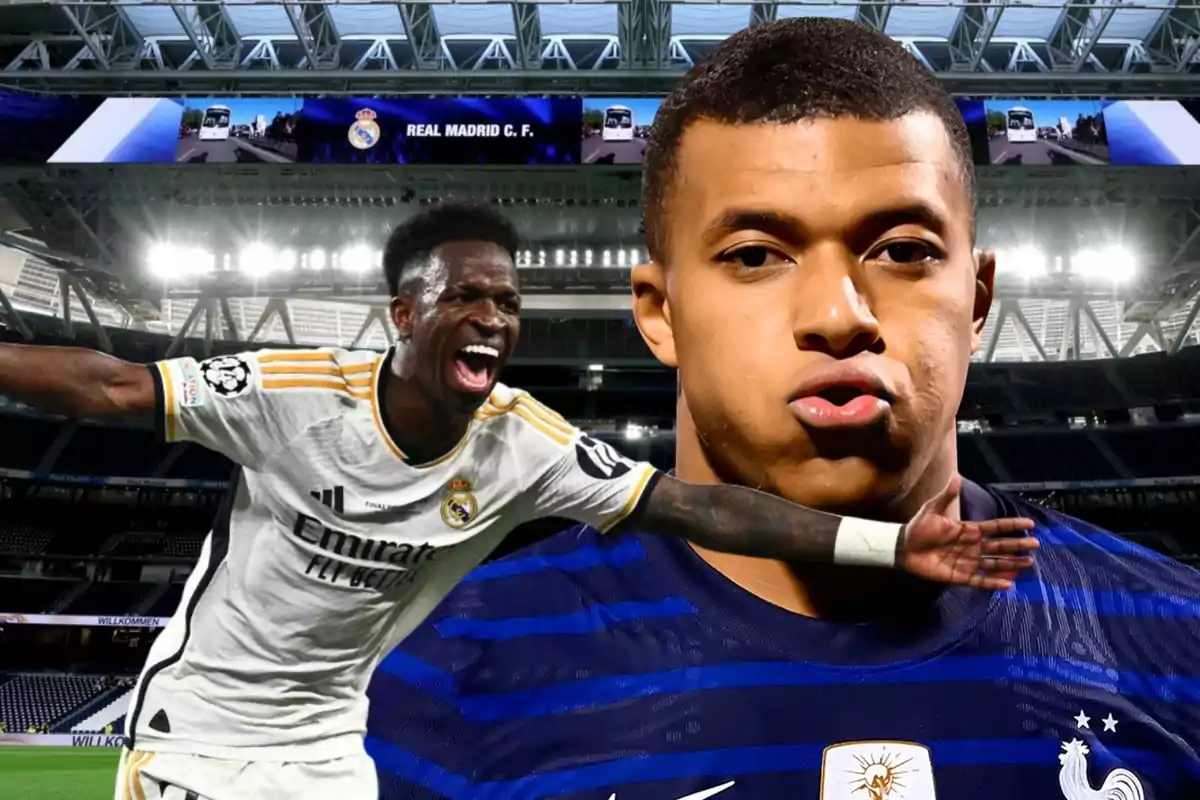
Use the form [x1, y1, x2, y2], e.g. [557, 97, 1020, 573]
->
[115, 748, 379, 800]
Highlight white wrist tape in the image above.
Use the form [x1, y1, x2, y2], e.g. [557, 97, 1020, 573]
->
[833, 517, 903, 568]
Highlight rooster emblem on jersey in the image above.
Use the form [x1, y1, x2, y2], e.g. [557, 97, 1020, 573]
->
[1058, 739, 1145, 800]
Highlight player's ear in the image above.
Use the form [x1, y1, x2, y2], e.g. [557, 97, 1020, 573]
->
[389, 294, 414, 342]
[631, 260, 677, 368]
[970, 248, 996, 355]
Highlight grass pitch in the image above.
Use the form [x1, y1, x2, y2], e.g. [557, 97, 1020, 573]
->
[0, 747, 118, 800]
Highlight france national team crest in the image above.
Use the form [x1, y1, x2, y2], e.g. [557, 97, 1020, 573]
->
[349, 108, 381, 150]
[1057, 709, 1145, 800]
[820, 742, 937, 799]
[440, 477, 478, 529]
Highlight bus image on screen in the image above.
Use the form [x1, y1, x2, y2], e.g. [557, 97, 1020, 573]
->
[198, 105, 232, 142]
[1006, 107, 1037, 143]
[602, 106, 634, 143]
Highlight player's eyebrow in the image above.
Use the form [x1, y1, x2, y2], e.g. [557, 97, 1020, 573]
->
[702, 202, 950, 249]
[701, 209, 807, 247]
[850, 202, 950, 239]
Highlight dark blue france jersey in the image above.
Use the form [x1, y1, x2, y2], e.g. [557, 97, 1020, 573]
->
[366, 481, 1200, 800]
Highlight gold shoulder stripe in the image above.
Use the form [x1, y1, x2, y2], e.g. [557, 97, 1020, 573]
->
[477, 395, 576, 440]
[519, 395, 573, 431]
[484, 391, 520, 411]
[260, 364, 341, 377]
[258, 351, 336, 364]
[259, 364, 374, 388]
[477, 393, 574, 434]
[261, 377, 370, 399]
[510, 404, 571, 446]
[157, 362, 177, 443]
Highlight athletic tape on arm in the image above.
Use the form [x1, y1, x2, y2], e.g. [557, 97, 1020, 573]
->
[833, 517, 903, 568]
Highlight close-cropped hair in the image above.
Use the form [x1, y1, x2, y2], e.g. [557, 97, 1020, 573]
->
[642, 17, 976, 261]
[383, 203, 521, 296]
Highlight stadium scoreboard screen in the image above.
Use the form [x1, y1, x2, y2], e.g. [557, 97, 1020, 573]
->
[1, 92, 1199, 167]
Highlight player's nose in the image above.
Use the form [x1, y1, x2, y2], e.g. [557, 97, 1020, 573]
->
[468, 305, 507, 336]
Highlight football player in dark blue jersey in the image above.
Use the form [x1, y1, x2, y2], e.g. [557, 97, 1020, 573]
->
[365, 17, 1200, 800]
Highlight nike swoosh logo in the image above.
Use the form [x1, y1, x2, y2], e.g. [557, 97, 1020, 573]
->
[606, 781, 736, 800]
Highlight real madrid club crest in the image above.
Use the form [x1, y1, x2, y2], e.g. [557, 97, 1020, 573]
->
[441, 477, 478, 529]
[348, 108, 381, 151]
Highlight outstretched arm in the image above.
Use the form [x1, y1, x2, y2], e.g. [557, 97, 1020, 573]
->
[0, 344, 155, 419]
[623, 473, 1038, 590]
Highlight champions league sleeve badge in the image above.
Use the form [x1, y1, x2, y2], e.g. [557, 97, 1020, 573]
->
[348, 108, 381, 151]
[199, 355, 252, 399]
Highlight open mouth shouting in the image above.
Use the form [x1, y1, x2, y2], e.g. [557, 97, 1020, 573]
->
[448, 343, 503, 395]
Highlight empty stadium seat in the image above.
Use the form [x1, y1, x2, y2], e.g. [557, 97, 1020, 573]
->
[109, 533, 168, 559]
[162, 534, 204, 560]
[0, 527, 55, 555]
[0, 674, 111, 732]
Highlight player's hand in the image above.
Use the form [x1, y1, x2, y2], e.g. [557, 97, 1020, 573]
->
[900, 474, 1038, 590]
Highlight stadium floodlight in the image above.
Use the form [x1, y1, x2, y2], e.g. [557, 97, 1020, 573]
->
[239, 242, 276, 277]
[146, 243, 178, 280]
[624, 423, 645, 441]
[1099, 245, 1136, 282]
[554, 249, 565, 267]
[587, 363, 604, 372]
[602, 249, 612, 267]
[628, 249, 640, 265]
[340, 244, 374, 274]
[537, 249, 547, 267]
[308, 248, 327, 271]
[181, 246, 215, 276]
[1004, 245, 1047, 279]
[278, 248, 297, 272]
[1071, 245, 1135, 282]
[569, 249, 579, 267]
[584, 249, 594, 266]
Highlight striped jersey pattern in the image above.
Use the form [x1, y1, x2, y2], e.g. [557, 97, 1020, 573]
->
[367, 480, 1200, 800]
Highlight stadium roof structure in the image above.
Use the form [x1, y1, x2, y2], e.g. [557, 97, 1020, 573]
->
[0, 0, 1198, 96]
[1, 165, 1199, 365]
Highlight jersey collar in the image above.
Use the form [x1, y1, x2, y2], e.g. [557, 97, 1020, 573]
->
[372, 347, 476, 469]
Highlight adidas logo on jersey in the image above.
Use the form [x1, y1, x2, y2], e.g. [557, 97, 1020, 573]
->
[575, 435, 635, 481]
[310, 486, 345, 515]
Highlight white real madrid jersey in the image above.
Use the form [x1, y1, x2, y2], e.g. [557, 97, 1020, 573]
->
[128, 347, 658, 761]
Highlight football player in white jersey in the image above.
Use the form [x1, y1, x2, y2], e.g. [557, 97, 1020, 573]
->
[0, 203, 1036, 800]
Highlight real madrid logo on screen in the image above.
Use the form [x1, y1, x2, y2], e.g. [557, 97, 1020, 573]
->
[440, 477, 478, 529]
[348, 108, 381, 151]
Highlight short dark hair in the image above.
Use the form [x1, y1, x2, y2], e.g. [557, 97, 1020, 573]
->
[643, 18, 976, 261]
[383, 202, 520, 296]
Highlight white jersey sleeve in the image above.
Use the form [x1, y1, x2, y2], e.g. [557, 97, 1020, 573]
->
[149, 349, 366, 470]
[506, 391, 660, 532]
